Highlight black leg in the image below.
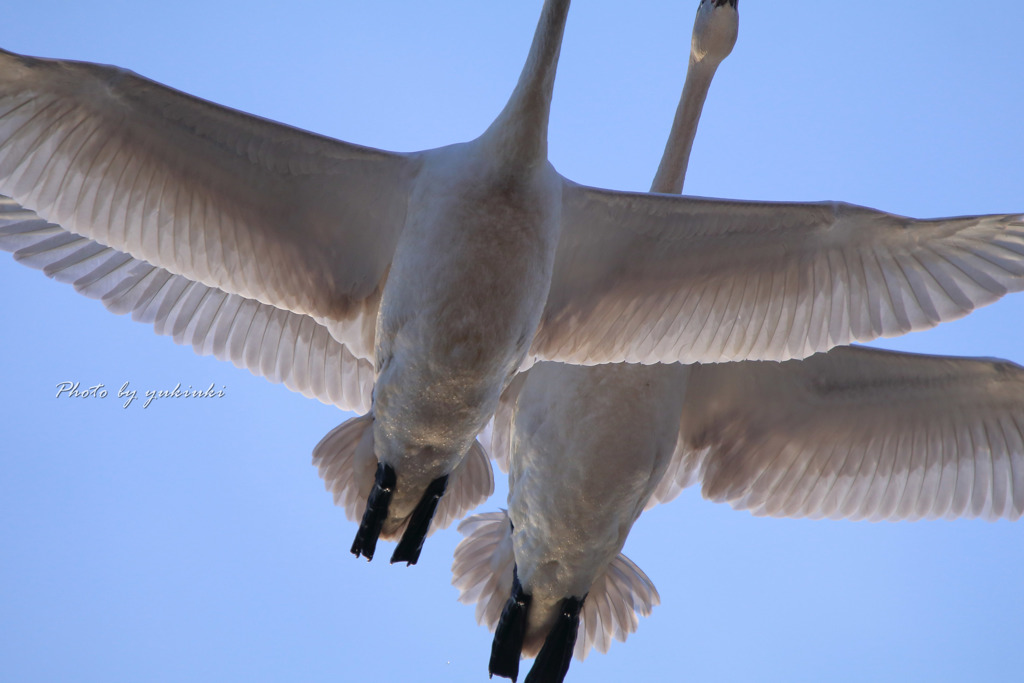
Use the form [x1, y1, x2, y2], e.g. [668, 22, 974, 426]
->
[390, 474, 448, 566]
[524, 594, 585, 683]
[489, 566, 531, 682]
[350, 462, 397, 561]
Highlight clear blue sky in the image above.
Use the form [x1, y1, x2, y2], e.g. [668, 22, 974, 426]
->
[2, 2, 1022, 682]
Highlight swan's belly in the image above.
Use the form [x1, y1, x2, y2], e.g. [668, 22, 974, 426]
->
[373, 154, 562, 465]
[508, 362, 691, 597]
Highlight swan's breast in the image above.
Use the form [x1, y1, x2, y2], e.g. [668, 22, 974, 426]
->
[508, 362, 690, 598]
[373, 147, 563, 441]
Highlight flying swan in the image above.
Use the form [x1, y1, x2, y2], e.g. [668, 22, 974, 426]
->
[455, 3, 1024, 681]
[2, 0, 1024, 565]
[454, 5, 731, 681]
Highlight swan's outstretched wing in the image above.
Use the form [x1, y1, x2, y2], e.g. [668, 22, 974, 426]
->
[535, 180, 1024, 364]
[0, 196, 374, 412]
[0, 49, 419, 357]
[672, 346, 1024, 521]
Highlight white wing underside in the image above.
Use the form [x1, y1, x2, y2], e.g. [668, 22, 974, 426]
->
[0, 48, 418, 364]
[0, 197, 374, 411]
[4, 48, 1024, 377]
[535, 180, 1024, 365]
[660, 346, 1024, 521]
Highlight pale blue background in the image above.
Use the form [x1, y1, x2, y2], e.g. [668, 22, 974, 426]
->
[2, 2, 1022, 682]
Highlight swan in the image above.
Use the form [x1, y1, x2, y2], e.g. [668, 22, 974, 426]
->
[3, 1, 1024, 575]
[453, 5, 732, 680]
[2, 4, 1022, 681]
[455, 2, 1024, 680]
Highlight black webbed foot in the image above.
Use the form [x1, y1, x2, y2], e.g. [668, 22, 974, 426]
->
[524, 594, 585, 683]
[350, 462, 397, 561]
[390, 474, 448, 566]
[489, 566, 531, 682]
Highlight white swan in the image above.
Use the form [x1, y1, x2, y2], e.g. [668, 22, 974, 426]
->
[454, 5, 734, 680]
[2, 4, 1023, 682]
[3, 0, 1024, 569]
[455, 2, 1024, 680]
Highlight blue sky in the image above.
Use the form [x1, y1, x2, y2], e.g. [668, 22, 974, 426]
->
[2, 2, 1023, 682]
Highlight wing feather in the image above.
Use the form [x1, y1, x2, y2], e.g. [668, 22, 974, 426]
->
[0, 197, 372, 411]
[537, 180, 1024, 364]
[0, 49, 418, 351]
[671, 345, 1024, 521]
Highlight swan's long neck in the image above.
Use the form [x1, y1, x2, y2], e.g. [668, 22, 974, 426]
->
[651, 0, 738, 194]
[482, 0, 571, 165]
[649, 55, 720, 195]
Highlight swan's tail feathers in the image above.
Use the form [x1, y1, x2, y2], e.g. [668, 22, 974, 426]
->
[312, 413, 378, 523]
[390, 435, 495, 565]
[524, 595, 585, 683]
[574, 553, 660, 661]
[489, 567, 532, 682]
[390, 474, 449, 566]
[452, 511, 516, 631]
[433, 438, 495, 531]
[351, 461, 397, 561]
[312, 413, 393, 559]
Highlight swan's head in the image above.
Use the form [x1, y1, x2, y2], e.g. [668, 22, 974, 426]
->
[692, 0, 739, 66]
